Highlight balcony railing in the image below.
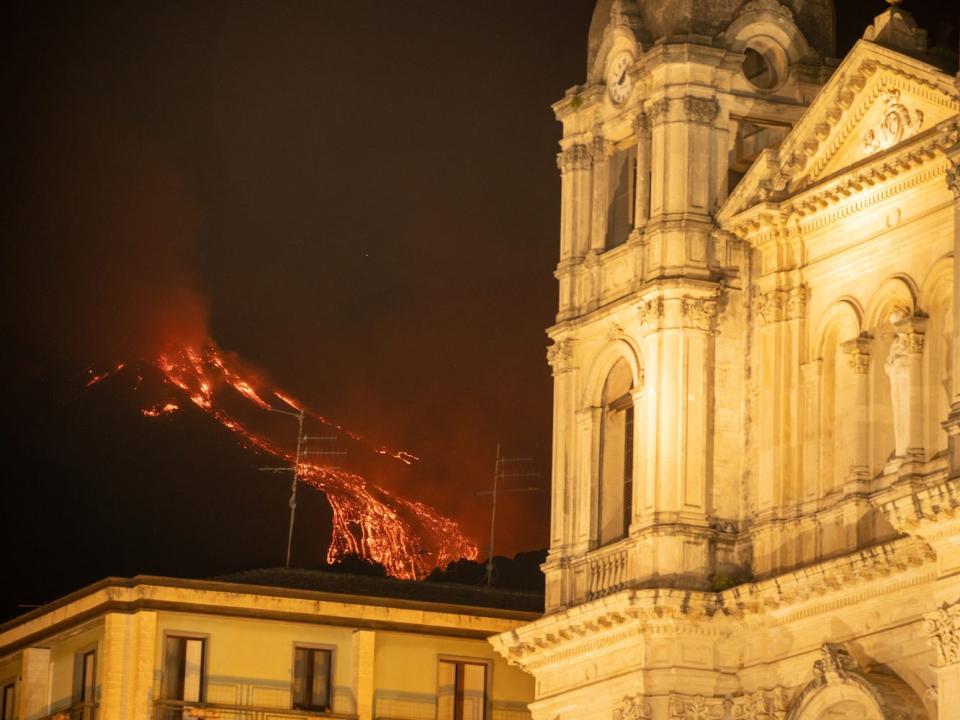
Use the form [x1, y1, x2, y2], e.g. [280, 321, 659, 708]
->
[38, 702, 98, 720]
[154, 700, 359, 720]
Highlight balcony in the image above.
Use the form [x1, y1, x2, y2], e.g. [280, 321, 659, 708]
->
[154, 700, 358, 720]
[38, 702, 97, 720]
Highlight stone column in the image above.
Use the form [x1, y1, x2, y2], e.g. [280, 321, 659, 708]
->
[590, 137, 613, 252]
[556, 145, 593, 322]
[890, 314, 927, 463]
[627, 384, 646, 536]
[633, 111, 651, 229]
[925, 599, 960, 720]
[16, 647, 50, 720]
[800, 359, 822, 501]
[840, 337, 872, 481]
[944, 157, 960, 476]
[352, 630, 375, 720]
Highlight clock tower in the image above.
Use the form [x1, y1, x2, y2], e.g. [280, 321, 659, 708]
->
[493, 1, 960, 717]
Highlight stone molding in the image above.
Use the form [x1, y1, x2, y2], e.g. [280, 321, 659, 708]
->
[877, 476, 960, 535]
[861, 89, 924, 155]
[754, 286, 807, 324]
[547, 339, 577, 375]
[732, 689, 789, 720]
[925, 598, 960, 666]
[614, 694, 652, 720]
[682, 95, 720, 125]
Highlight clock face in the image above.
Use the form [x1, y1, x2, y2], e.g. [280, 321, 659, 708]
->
[607, 53, 633, 104]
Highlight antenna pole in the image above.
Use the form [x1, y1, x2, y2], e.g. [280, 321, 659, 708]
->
[285, 409, 305, 568]
[486, 443, 501, 586]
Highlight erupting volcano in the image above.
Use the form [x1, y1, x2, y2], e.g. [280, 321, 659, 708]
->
[86, 342, 478, 580]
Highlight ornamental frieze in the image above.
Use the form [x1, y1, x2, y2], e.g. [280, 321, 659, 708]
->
[648, 98, 670, 125]
[925, 598, 960, 666]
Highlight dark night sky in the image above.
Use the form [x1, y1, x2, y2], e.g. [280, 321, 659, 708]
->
[1, 1, 956, 620]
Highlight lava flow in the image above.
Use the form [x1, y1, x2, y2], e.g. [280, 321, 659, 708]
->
[89, 343, 478, 579]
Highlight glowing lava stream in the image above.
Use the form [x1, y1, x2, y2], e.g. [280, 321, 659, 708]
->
[103, 343, 477, 579]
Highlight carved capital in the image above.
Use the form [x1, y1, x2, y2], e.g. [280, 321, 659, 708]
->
[547, 339, 576, 375]
[669, 694, 724, 720]
[682, 296, 719, 331]
[840, 337, 872, 374]
[592, 136, 614, 161]
[556, 144, 593, 174]
[683, 95, 720, 125]
[946, 161, 960, 197]
[925, 598, 960, 666]
[637, 297, 665, 332]
[648, 98, 670, 125]
[614, 694, 652, 720]
[755, 286, 807, 324]
[892, 314, 927, 355]
[634, 110, 651, 136]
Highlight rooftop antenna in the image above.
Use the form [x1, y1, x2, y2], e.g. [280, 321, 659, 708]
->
[260, 408, 346, 567]
[466, 443, 540, 587]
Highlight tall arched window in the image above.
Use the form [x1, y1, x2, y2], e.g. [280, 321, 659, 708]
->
[598, 359, 634, 545]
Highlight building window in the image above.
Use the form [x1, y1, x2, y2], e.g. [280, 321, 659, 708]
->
[606, 145, 637, 249]
[73, 649, 96, 719]
[1, 683, 14, 720]
[599, 358, 634, 545]
[437, 659, 487, 720]
[162, 636, 206, 704]
[292, 646, 332, 711]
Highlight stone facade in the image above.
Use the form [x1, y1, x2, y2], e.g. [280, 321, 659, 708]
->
[492, 1, 960, 718]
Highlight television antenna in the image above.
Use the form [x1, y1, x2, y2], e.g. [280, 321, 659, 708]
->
[466, 443, 540, 586]
[259, 407, 346, 567]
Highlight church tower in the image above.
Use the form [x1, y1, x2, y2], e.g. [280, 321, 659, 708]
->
[494, 1, 960, 717]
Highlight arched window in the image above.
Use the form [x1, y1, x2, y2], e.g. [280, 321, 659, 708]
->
[598, 359, 634, 545]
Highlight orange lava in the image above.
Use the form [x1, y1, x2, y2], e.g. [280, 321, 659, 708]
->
[102, 343, 477, 578]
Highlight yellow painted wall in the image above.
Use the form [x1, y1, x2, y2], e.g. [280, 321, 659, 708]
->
[46, 624, 103, 713]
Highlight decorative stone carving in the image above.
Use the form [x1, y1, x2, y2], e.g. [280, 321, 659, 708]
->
[648, 98, 670, 124]
[946, 161, 960, 197]
[812, 643, 859, 684]
[637, 297, 665, 329]
[682, 296, 719, 331]
[614, 693, 651, 720]
[841, 337, 872, 374]
[607, 323, 624, 342]
[547, 339, 576, 374]
[556, 144, 592, 173]
[669, 694, 724, 720]
[754, 287, 807, 324]
[593, 137, 614, 161]
[925, 598, 960, 666]
[730, 688, 788, 720]
[634, 111, 651, 135]
[861, 89, 923, 155]
[683, 95, 720, 125]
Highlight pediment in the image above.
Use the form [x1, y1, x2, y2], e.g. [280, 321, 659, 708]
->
[719, 40, 960, 223]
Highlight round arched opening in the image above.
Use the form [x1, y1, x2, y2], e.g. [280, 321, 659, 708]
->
[741, 41, 787, 91]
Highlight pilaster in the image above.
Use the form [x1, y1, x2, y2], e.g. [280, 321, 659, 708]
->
[926, 599, 960, 720]
[840, 336, 872, 483]
[351, 630, 375, 720]
[99, 611, 157, 720]
[16, 647, 50, 720]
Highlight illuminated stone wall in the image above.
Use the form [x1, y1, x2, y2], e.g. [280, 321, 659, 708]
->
[494, 1, 960, 717]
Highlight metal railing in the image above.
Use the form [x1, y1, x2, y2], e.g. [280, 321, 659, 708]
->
[154, 699, 359, 720]
[38, 701, 98, 720]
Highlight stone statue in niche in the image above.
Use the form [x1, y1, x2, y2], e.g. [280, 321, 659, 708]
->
[862, 88, 923, 154]
[884, 309, 911, 458]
